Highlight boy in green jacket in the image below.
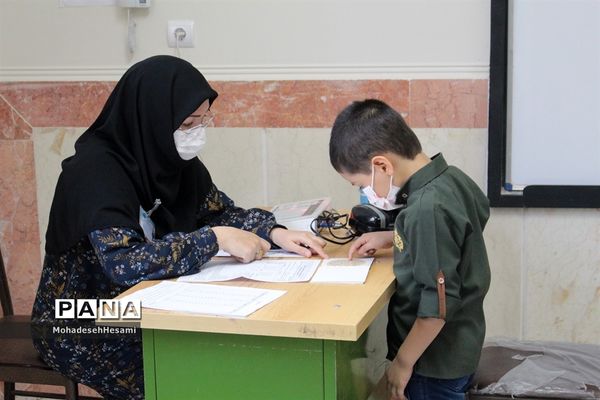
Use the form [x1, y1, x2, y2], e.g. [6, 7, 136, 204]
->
[329, 99, 490, 400]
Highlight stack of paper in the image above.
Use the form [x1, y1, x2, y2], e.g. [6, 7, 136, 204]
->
[311, 258, 374, 284]
[121, 281, 285, 317]
[270, 197, 331, 231]
[178, 259, 321, 283]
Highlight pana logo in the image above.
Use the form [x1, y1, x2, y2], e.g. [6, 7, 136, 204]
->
[54, 299, 142, 320]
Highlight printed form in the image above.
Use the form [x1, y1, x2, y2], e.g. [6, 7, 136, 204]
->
[311, 258, 374, 284]
[121, 281, 285, 317]
[178, 259, 321, 283]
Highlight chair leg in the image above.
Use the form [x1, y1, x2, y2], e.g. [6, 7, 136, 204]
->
[3, 382, 15, 400]
[65, 379, 79, 400]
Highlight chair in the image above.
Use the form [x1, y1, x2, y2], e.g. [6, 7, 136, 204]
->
[0, 245, 80, 400]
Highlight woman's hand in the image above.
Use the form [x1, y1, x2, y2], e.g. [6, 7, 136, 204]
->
[348, 231, 393, 259]
[211, 226, 271, 263]
[270, 228, 328, 258]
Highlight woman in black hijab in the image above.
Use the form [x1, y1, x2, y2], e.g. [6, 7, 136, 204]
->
[32, 55, 326, 399]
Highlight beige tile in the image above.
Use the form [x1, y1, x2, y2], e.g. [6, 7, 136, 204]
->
[33, 127, 82, 255]
[265, 128, 359, 209]
[364, 306, 390, 384]
[200, 128, 265, 209]
[483, 208, 524, 339]
[262, 127, 487, 210]
[414, 128, 488, 192]
[523, 209, 600, 343]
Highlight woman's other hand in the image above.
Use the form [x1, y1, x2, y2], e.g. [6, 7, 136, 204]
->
[212, 226, 271, 263]
[270, 228, 328, 258]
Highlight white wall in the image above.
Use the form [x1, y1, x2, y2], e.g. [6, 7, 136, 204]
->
[0, 0, 490, 80]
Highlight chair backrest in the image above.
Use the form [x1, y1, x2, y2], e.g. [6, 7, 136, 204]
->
[0, 245, 14, 316]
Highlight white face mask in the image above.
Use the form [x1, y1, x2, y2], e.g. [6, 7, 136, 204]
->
[361, 168, 403, 210]
[173, 125, 207, 160]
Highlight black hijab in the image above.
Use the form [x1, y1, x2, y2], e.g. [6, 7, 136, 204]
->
[45, 55, 218, 254]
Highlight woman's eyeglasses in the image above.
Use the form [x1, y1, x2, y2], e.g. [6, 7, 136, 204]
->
[184, 110, 215, 130]
[198, 110, 215, 128]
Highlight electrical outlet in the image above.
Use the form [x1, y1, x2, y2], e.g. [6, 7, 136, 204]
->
[167, 20, 194, 48]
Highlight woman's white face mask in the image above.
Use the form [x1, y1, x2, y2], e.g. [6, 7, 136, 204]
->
[173, 125, 207, 160]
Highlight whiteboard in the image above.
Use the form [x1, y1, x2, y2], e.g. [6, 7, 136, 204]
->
[507, 0, 600, 188]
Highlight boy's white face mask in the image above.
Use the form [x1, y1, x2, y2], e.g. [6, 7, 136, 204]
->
[173, 125, 207, 160]
[361, 167, 403, 210]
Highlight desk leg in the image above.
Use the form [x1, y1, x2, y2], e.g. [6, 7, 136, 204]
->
[323, 331, 371, 400]
[142, 329, 157, 400]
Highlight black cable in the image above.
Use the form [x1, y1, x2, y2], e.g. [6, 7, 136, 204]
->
[310, 209, 358, 245]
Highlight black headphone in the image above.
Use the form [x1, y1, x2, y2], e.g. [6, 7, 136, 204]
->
[310, 205, 402, 245]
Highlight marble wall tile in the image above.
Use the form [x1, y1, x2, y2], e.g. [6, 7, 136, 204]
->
[0, 95, 32, 140]
[0, 140, 41, 315]
[410, 80, 488, 128]
[483, 208, 524, 339]
[0, 80, 490, 130]
[211, 80, 410, 128]
[523, 209, 600, 343]
[1, 80, 412, 130]
[414, 128, 488, 191]
[33, 127, 83, 254]
[199, 128, 266, 209]
[264, 128, 359, 209]
[0, 82, 114, 127]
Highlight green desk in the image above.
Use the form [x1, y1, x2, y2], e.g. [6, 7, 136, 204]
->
[120, 245, 394, 400]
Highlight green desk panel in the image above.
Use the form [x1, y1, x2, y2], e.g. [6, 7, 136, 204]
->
[143, 329, 371, 400]
[151, 330, 324, 399]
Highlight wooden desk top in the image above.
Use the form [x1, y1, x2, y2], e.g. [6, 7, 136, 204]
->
[114, 242, 395, 341]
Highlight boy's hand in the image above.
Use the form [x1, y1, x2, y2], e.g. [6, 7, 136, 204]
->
[386, 356, 412, 400]
[348, 231, 393, 259]
[270, 228, 328, 258]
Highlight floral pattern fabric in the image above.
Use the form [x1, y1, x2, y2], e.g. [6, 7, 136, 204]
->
[32, 185, 276, 399]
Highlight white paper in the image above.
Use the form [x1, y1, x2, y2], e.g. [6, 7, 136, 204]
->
[121, 281, 285, 317]
[215, 249, 302, 258]
[178, 259, 321, 283]
[270, 197, 332, 231]
[311, 258, 374, 284]
[271, 197, 331, 221]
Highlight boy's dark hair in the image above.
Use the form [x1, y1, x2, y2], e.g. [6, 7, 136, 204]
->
[329, 99, 422, 174]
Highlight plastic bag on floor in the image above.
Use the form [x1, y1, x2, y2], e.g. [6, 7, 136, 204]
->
[474, 338, 600, 399]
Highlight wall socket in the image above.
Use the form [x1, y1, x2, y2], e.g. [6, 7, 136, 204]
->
[167, 20, 194, 48]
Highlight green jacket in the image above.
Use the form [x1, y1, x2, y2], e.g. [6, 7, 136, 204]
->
[387, 153, 491, 379]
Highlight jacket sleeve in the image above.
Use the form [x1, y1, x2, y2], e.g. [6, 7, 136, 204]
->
[200, 184, 279, 243]
[89, 226, 218, 287]
[405, 195, 465, 321]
